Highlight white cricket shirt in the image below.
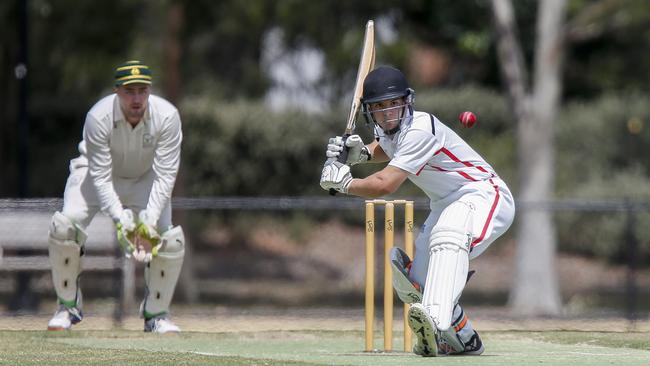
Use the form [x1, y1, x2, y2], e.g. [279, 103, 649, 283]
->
[78, 94, 182, 222]
[378, 111, 497, 202]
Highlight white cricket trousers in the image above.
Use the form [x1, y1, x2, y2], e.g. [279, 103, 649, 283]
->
[409, 177, 515, 287]
[60, 156, 172, 231]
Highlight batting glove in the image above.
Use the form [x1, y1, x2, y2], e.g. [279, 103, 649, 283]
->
[325, 135, 370, 166]
[320, 160, 353, 194]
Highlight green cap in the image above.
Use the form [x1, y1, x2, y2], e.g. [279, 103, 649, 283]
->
[114, 60, 152, 86]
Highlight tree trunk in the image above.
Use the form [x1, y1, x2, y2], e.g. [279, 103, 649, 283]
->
[491, 0, 566, 315]
[164, 1, 199, 304]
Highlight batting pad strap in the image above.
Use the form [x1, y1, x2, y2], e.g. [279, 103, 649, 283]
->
[143, 309, 168, 320]
[58, 297, 79, 309]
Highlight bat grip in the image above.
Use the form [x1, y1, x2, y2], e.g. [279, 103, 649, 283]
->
[329, 134, 351, 196]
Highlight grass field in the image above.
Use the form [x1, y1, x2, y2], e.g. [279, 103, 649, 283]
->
[1, 309, 649, 366]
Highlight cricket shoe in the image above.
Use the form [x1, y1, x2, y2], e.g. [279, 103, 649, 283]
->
[47, 305, 83, 331]
[144, 315, 181, 333]
[408, 303, 439, 357]
[437, 329, 485, 356]
[461, 330, 485, 355]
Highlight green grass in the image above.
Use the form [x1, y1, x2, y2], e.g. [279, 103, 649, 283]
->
[0, 329, 649, 366]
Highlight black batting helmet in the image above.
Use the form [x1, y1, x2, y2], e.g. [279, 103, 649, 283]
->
[361, 66, 413, 104]
[361, 66, 415, 135]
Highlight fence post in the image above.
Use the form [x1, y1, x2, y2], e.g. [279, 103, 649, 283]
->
[624, 199, 638, 326]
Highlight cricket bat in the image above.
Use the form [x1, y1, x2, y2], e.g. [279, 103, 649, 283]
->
[330, 20, 375, 196]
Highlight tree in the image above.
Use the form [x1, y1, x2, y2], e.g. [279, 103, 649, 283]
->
[490, 0, 566, 315]
[163, 1, 199, 305]
[491, 0, 650, 316]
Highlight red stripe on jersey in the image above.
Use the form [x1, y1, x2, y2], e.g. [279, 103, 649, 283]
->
[457, 171, 478, 182]
[425, 148, 493, 180]
[416, 164, 426, 176]
[428, 165, 478, 182]
[471, 179, 500, 248]
[441, 148, 491, 175]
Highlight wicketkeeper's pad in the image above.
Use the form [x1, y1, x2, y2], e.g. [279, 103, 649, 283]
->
[142, 225, 185, 318]
[48, 211, 86, 308]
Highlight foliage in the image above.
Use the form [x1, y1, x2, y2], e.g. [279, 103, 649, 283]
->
[2, 1, 650, 264]
[565, 0, 650, 97]
[181, 86, 514, 197]
[3, 0, 650, 196]
[181, 98, 333, 196]
[181, 0, 396, 100]
[555, 94, 650, 262]
[180, 89, 650, 264]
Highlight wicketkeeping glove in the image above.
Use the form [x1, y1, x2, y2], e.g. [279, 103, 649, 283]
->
[325, 135, 370, 166]
[320, 160, 353, 194]
[133, 210, 161, 262]
[115, 209, 137, 257]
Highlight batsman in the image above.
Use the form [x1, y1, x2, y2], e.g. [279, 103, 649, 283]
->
[321, 66, 515, 356]
[47, 60, 185, 333]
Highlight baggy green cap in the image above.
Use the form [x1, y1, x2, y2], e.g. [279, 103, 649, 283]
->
[114, 60, 152, 86]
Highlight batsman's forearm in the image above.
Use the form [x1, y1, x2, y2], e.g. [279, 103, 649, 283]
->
[347, 165, 409, 198]
[347, 177, 396, 198]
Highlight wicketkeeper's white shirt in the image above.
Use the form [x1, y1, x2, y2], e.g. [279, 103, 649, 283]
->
[77, 94, 182, 222]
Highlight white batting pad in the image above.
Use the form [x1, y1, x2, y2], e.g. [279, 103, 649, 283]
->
[48, 212, 86, 306]
[422, 201, 473, 331]
[143, 225, 185, 317]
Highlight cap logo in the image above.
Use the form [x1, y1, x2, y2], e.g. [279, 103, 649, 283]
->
[132, 68, 141, 76]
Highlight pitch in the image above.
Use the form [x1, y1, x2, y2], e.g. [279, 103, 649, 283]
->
[1, 321, 649, 365]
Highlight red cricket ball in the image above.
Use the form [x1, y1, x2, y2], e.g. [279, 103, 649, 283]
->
[459, 111, 477, 128]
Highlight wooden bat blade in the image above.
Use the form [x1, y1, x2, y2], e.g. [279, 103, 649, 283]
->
[344, 20, 375, 135]
[329, 20, 375, 196]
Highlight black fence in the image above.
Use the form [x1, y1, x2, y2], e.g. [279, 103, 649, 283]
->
[0, 196, 647, 322]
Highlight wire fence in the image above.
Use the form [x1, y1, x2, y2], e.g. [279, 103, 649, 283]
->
[0, 196, 647, 322]
[3, 196, 650, 212]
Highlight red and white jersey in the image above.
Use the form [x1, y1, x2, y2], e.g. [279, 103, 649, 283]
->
[378, 111, 497, 201]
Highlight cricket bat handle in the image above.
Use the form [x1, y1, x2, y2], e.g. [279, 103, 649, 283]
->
[329, 134, 351, 196]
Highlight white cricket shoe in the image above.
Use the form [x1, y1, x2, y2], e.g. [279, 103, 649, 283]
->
[144, 316, 181, 333]
[47, 305, 83, 331]
[408, 303, 439, 357]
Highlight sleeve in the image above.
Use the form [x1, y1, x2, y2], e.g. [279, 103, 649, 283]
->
[83, 114, 123, 221]
[388, 129, 441, 175]
[146, 111, 182, 223]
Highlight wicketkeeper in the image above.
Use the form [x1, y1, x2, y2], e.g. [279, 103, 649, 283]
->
[47, 60, 185, 333]
[320, 66, 515, 356]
